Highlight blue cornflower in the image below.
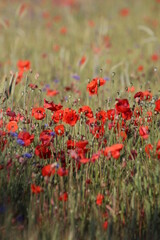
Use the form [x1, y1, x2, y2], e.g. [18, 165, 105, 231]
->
[17, 139, 24, 146]
[10, 132, 18, 137]
[72, 74, 80, 81]
[22, 153, 32, 158]
[54, 79, 59, 83]
[55, 163, 59, 169]
[51, 132, 56, 137]
[104, 77, 110, 81]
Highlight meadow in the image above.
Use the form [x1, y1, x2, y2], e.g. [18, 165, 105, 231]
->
[0, 0, 160, 239]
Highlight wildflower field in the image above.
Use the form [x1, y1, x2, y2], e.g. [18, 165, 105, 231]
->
[0, 0, 160, 239]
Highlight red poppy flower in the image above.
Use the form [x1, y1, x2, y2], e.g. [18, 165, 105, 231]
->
[96, 194, 104, 206]
[6, 121, 18, 132]
[103, 221, 108, 230]
[0, 130, 6, 137]
[143, 91, 152, 102]
[54, 124, 65, 136]
[17, 60, 30, 71]
[35, 144, 51, 159]
[42, 11, 50, 19]
[62, 108, 79, 126]
[31, 184, 43, 194]
[64, 84, 73, 92]
[87, 77, 106, 96]
[121, 109, 133, 120]
[18, 3, 27, 16]
[44, 99, 63, 112]
[18, 131, 34, 146]
[107, 109, 116, 120]
[42, 52, 48, 58]
[16, 70, 23, 85]
[91, 151, 101, 163]
[52, 109, 64, 123]
[86, 178, 92, 184]
[88, 20, 95, 27]
[60, 27, 67, 34]
[57, 168, 68, 177]
[78, 105, 93, 118]
[139, 126, 149, 139]
[90, 122, 105, 139]
[39, 129, 53, 145]
[53, 44, 60, 52]
[6, 108, 16, 118]
[103, 143, 124, 159]
[103, 35, 111, 48]
[76, 140, 88, 149]
[46, 89, 59, 96]
[134, 91, 144, 102]
[155, 99, 160, 112]
[120, 8, 130, 17]
[137, 65, 144, 72]
[115, 99, 130, 113]
[69, 149, 78, 160]
[145, 144, 153, 158]
[119, 131, 127, 142]
[41, 164, 55, 177]
[79, 158, 90, 164]
[86, 116, 96, 126]
[79, 55, 86, 66]
[59, 192, 68, 201]
[15, 113, 25, 122]
[28, 83, 38, 90]
[67, 139, 76, 149]
[127, 86, 135, 93]
[92, 45, 101, 54]
[76, 147, 89, 158]
[87, 79, 98, 95]
[151, 54, 159, 62]
[32, 107, 46, 120]
[96, 110, 107, 123]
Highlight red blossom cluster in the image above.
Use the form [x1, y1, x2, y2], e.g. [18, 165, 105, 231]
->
[16, 60, 31, 85]
[1, 60, 160, 233]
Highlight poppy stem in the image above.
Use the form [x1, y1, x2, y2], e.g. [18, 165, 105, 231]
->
[97, 89, 99, 108]
[24, 75, 29, 111]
